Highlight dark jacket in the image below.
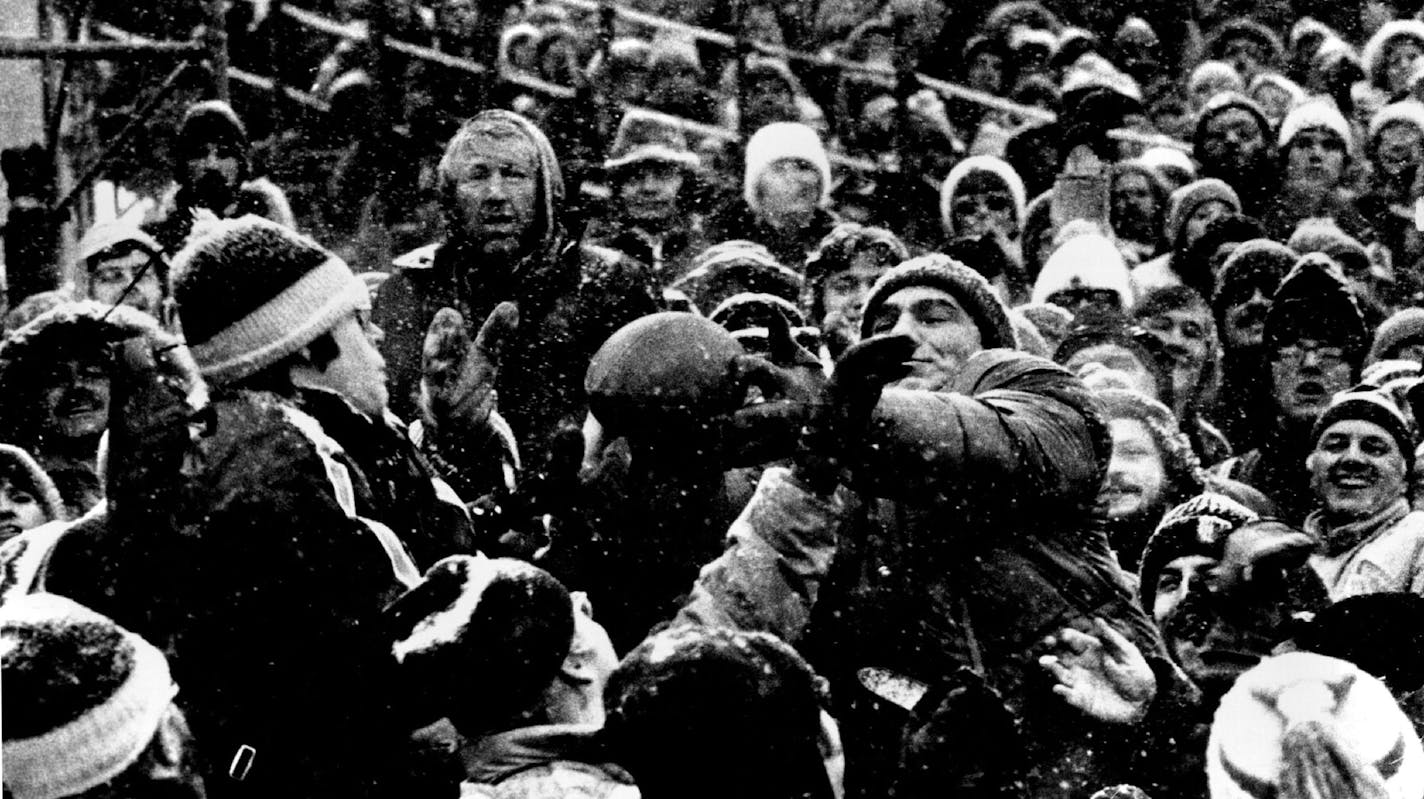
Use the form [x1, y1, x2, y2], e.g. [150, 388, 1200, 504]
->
[143, 177, 297, 254]
[678, 350, 1199, 799]
[584, 214, 711, 288]
[1214, 420, 1318, 525]
[705, 201, 841, 273]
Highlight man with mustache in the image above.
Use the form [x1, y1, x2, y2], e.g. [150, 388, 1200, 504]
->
[1303, 389, 1424, 599]
[0, 301, 163, 517]
[373, 110, 658, 478]
[1209, 239, 1297, 452]
[1216, 254, 1368, 523]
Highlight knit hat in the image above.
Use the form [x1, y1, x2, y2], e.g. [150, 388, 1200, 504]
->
[1371, 308, 1424, 364]
[1096, 387, 1203, 488]
[585, 312, 746, 435]
[1263, 253, 1368, 366]
[1137, 146, 1197, 188]
[1193, 92, 1274, 162]
[0, 444, 65, 523]
[604, 625, 833, 799]
[1137, 492, 1259, 616]
[386, 554, 574, 732]
[1190, 61, 1245, 98]
[1056, 320, 1173, 403]
[1277, 96, 1355, 157]
[1164, 178, 1242, 247]
[1030, 230, 1134, 310]
[603, 109, 700, 172]
[1363, 20, 1424, 92]
[1018, 302, 1075, 353]
[171, 215, 368, 384]
[1368, 100, 1424, 158]
[709, 292, 805, 331]
[673, 241, 803, 312]
[743, 122, 832, 216]
[2, 593, 178, 799]
[1208, 18, 1285, 68]
[1310, 388, 1416, 474]
[1286, 222, 1372, 280]
[939, 155, 1029, 239]
[1292, 593, 1424, 694]
[860, 254, 1016, 348]
[1207, 652, 1424, 799]
[172, 99, 248, 178]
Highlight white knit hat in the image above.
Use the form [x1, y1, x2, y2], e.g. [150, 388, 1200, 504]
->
[1278, 95, 1356, 156]
[1030, 228, 1134, 309]
[742, 122, 832, 216]
[2, 593, 178, 799]
[1368, 100, 1424, 152]
[938, 155, 1028, 239]
[1363, 19, 1424, 91]
[1208, 652, 1424, 799]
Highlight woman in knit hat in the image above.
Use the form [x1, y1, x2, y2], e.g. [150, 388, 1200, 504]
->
[706, 122, 840, 272]
[0, 444, 66, 544]
[1263, 97, 1370, 242]
[1356, 100, 1424, 270]
[1189, 61, 1246, 112]
[1364, 19, 1424, 98]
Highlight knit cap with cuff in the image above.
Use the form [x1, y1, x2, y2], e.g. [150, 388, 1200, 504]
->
[1310, 388, 1417, 475]
[1368, 101, 1424, 158]
[1277, 96, 1355, 157]
[1030, 229, 1135, 311]
[939, 156, 1028, 239]
[742, 122, 832, 217]
[1208, 652, 1424, 799]
[1137, 492, 1258, 616]
[1370, 307, 1424, 364]
[1164, 179, 1241, 246]
[172, 215, 370, 384]
[2, 592, 178, 799]
[1364, 20, 1424, 92]
[860, 253, 1017, 348]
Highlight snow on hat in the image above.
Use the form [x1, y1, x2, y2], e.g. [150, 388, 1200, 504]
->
[1164, 178, 1242, 246]
[1190, 61, 1245, 97]
[0, 444, 65, 523]
[1137, 492, 1258, 616]
[1311, 388, 1416, 474]
[1193, 92, 1273, 159]
[1212, 238, 1296, 322]
[1289, 17, 1333, 52]
[1364, 20, 1424, 92]
[1286, 221, 1371, 279]
[585, 312, 746, 434]
[172, 215, 368, 384]
[1263, 253, 1368, 367]
[1207, 652, 1424, 799]
[1367, 100, 1424, 156]
[1248, 72, 1306, 108]
[1277, 96, 1355, 156]
[76, 220, 162, 266]
[673, 241, 803, 311]
[709, 292, 805, 332]
[173, 100, 248, 178]
[386, 554, 574, 732]
[743, 122, 832, 217]
[860, 253, 1016, 348]
[1030, 230, 1134, 310]
[604, 109, 700, 172]
[1137, 146, 1197, 186]
[939, 155, 1028, 239]
[2, 593, 178, 799]
[1208, 18, 1285, 67]
[1370, 307, 1424, 364]
[1055, 319, 1173, 403]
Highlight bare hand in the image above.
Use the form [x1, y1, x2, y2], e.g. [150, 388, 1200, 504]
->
[1039, 618, 1156, 724]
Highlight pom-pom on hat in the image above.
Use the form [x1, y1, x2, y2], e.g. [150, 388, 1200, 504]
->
[172, 215, 370, 384]
[1207, 652, 1424, 799]
[385, 555, 574, 733]
[859, 253, 1016, 348]
[2, 593, 177, 799]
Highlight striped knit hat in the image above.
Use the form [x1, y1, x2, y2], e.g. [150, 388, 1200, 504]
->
[172, 215, 369, 384]
[2, 593, 178, 799]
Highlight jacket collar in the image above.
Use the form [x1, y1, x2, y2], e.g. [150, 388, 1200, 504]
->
[1305, 497, 1412, 557]
[458, 723, 630, 784]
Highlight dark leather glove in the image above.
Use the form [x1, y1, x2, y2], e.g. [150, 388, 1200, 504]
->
[420, 301, 518, 445]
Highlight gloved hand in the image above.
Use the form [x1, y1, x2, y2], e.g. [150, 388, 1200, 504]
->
[420, 302, 518, 441]
[717, 310, 827, 467]
[794, 333, 916, 494]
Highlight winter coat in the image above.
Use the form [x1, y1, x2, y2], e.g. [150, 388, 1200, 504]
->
[704, 202, 841, 273]
[583, 215, 711, 288]
[374, 232, 658, 476]
[143, 177, 297, 253]
[677, 350, 1199, 799]
[0, 390, 424, 799]
[1305, 498, 1424, 600]
[289, 387, 476, 569]
[1213, 421, 1318, 525]
[459, 724, 639, 799]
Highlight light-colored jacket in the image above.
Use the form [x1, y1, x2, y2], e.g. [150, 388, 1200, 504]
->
[1306, 499, 1424, 600]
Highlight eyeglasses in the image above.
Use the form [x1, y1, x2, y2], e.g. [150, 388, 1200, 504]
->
[1271, 342, 1346, 367]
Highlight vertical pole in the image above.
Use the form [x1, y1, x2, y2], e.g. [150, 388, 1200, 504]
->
[731, 0, 750, 144]
[202, 0, 228, 100]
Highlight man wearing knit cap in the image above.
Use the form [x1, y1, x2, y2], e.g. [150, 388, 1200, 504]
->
[73, 220, 171, 326]
[1193, 92, 1278, 218]
[2, 593, 205, 799]
[585, 110, 708, 283]
[1263, 97, 1370, 241]
[374, 110, 658, 476]
[1304, 389, 1424, 599]
[1217, 254, 1370, 523]
[1130, 178, 1242, 297]
[1210, 239, 1298, 452]
[143, 100, 295, 253]
[675, 252, 1196, 798]
[705, 121, 839, 272]
[172, 214, 480, 567]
